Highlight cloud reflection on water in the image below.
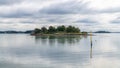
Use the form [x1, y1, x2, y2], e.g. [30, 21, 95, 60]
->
[0, 34, 120, 68]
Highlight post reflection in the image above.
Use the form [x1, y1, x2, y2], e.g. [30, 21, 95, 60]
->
[90, 33, 93, 59]
[90, 41, 93, 58]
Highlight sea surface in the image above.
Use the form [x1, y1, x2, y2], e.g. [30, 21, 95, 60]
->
[0, 33, 120, 68]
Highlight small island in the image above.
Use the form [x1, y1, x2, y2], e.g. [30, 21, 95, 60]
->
[94, 31, 111, 33]
[31, 25, 88, 36]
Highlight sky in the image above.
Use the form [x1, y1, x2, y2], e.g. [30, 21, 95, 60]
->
[0, 0, 120, 32]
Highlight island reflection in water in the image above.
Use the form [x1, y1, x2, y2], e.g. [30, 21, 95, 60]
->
[35, 35, 93, 65]
[35, 35, 87, 45]
[0, 34, 120, 68]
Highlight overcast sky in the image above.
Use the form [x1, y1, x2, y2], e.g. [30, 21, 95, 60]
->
[0, 0, 120, 32]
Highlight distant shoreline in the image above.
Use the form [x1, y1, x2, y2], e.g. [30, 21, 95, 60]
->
[0, 30, 33, 34]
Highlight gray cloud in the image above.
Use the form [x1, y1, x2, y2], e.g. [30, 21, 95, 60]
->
[0, 0, 120, 19]
[0, 0, 22, 5]
[0, 12, 34, 18]
[40, 1, 93, 14]
[0, 0, 94, 19]
[111, 18, 120, 24]
[0, 0, 119, 31]
[40, 0, 120, 15]
[99, 7, 120, 13]
[75, 18, 97, 23]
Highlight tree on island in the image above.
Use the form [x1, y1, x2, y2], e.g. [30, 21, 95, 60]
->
[34, 28, 41, 34]
[32, 25, 83, 35]
[48, 26, 57, 33]
[57, 25, 66, 32]
[41, 27, 47, 34]
[66, 26, 80, 33]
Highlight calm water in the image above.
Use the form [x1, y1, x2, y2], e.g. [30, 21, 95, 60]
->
[0, 33, 120, 68]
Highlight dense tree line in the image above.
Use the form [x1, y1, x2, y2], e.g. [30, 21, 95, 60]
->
[33, 25, 81, 34]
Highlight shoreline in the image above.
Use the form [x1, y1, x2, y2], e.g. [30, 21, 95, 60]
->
[31, 33, 90, 36]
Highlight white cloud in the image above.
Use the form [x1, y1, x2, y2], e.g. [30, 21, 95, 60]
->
[0, 0, 119, 31]
[88, 0, 120, 10]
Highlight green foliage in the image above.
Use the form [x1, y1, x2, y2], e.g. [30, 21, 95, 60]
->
[41, 27, 47, 34]
[66, 26, 73, 33]
[66, 26, 80, 33]
[33, 25, 81, 34]
[75, 28, 80, 33]
[57, 25, 66, 32]
[48, 26, 56, 34]
[81, 32, 88, 34]
[34, 28, 41, 34]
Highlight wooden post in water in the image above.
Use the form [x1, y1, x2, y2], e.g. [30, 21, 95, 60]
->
[90, 31, 93, 58]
